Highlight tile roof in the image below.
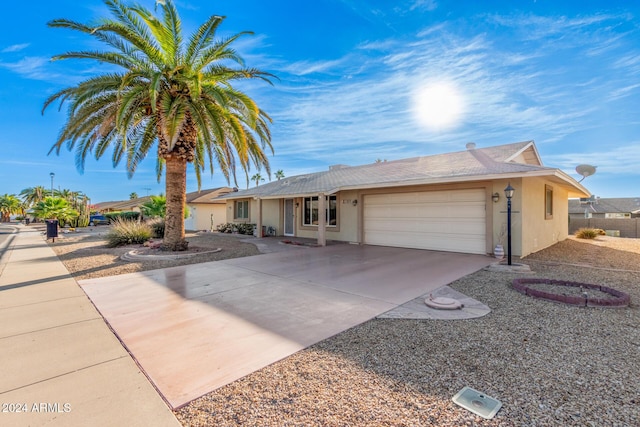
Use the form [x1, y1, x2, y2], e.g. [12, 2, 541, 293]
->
[225, 141, 589, 199]
[569, 197, 640, 214]
[93, 187, 233, 209]
[186, 187, 233, 204]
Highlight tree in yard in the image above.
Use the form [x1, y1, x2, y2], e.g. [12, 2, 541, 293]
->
[141, 195, 166, 218]
[275, 169, 285, 180]
[0, 194, 22, 222]
[43, 0, 274, 250]
[251, 173, 265, 187]
[20, 186, 48, 207]
[32, 197, 79, 225]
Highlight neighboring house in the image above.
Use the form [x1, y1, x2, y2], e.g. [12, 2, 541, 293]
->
[92, 196, 152, 213]
[184, 187, 234, 231]
[221, 141, 590, 257]
[568, 197, 640, 219]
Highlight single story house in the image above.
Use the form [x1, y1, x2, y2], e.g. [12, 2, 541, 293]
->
[569, 197, 640, 219]
[92, 196, 152, 213]
[184, 187, 234, 231]
[221, 141, 590, 257]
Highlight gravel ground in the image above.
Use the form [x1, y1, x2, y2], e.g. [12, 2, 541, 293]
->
[49, 227, 260, 280]
[174, 236, 640, 427]
[47, 229, 640, 426]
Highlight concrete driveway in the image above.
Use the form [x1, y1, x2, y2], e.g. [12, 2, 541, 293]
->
[79, 244, 492, 409]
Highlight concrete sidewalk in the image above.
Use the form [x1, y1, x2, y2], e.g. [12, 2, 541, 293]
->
[0, 225, 180, 427]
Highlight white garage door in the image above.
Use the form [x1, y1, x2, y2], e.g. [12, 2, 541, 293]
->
[364, 189, 486, 254]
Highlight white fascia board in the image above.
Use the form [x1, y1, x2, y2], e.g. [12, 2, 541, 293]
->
[504, 141, 543, 166]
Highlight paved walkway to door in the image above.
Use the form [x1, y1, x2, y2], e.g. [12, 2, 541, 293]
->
[79, 244, 492, 409]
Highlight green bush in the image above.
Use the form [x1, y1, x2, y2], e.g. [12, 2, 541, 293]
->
[147, 217, 165, 238]
[216, 223, 235, 233]
[105, 211, 140, 223]
[215, 223, 255, 235]
[236, 223, 255, 235]
[575, 228, 598, 239]
[105, 218, 152, 247]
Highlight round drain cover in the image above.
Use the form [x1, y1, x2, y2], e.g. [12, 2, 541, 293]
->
[424, 296, 463, 310]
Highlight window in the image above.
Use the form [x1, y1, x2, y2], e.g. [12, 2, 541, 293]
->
[234, 200, 249, 219]
[303, 195, 337, 226]
[545, 185, 553, 220]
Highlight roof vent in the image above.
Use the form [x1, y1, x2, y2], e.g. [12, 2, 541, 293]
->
[466, 142, 476, 150]
[329, 164, 350, 171]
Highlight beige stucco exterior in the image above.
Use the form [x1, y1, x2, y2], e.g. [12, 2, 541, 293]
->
[225, 177, 580, 257]
[186, 203, 227, 231]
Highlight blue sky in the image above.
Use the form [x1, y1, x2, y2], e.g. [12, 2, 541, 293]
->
[0, 0, 638, 202]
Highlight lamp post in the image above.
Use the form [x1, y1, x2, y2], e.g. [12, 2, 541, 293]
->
[504, 183, 515, 265]
[50, 172, 55, 198]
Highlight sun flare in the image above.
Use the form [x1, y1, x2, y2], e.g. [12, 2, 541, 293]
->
[413, 82, 465, 131]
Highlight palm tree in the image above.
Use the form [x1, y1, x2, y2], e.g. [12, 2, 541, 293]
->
[129, 192, 138, 200]
[141, 195, 166, 218]
[250, 173, 265, 187]
[44, 0, 274, 251]
[275, 170, 285, 180]
[32, 197, 79, 225]
[20, 186, 48, 207]
[0, 194, 22, 222]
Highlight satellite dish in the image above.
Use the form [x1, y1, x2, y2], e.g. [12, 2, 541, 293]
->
[575, 164, 597, 182]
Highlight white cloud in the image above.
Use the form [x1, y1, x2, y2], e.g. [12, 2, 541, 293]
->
[1, 43, 30, 53]
[0, 56, 52, 80]
[258, 12, 639, 170]
[409, 0, 438, 12]
[546, 145, 640, 176]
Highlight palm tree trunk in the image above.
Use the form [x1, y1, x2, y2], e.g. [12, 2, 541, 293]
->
[163, 156, 189, 251]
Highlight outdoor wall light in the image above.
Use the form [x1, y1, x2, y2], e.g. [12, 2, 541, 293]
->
[352, 199, 358, 206]
[504, 183, 515, 199]
[504, 183, 515, 265]
[492, 193, 500, 203]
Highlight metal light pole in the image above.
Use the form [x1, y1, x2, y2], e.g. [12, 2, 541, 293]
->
[50, 172, 55, 198]
[504, 183, 515, 265]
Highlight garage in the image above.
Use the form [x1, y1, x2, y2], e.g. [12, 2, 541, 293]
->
[363, 189, 487, 254]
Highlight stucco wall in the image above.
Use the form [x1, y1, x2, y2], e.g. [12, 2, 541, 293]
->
[491, 179, 523, 257]
[188, 204, 226, 231]
[261, 199, 281, 234]
[294, 191, 359, 242]
[520, 177, 568, 256]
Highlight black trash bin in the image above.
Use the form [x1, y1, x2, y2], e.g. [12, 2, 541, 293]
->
[46, 219, 59, 241]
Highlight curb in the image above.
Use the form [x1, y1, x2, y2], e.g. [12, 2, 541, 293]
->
[0, 225, 20, 276]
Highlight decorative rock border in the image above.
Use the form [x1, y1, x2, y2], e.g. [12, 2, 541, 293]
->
[121, 248, 222, 262]
[512, 278, 630, 308]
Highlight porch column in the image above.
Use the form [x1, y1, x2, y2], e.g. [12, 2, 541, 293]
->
[317, 193, 326, 246]
[255, 197, 262, 239]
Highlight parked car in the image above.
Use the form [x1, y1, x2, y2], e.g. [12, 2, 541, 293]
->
[89, 214, 109, 226]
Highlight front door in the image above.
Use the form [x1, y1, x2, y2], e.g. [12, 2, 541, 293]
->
[284, 199, 295, 236]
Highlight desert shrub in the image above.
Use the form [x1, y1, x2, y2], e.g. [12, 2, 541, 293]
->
[215, 223, 254, 235]
[594, 228, 606, 235]
[216, 223, 236, 233]
[236, 223, 255, 235]
[147, 217, 165, 238]
[105, 218, 152, 247]
[575, 228, 598, 239]
[105, 211, 140, 222]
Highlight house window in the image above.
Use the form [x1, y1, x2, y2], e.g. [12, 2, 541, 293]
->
[303, 196, 337, 226]
[545, 185, 553, 220]
[234, 200, 249, 219]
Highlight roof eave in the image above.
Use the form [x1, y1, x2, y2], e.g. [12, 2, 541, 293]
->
[221, 169, 590, 199]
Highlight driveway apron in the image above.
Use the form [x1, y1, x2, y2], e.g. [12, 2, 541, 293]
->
[79, 244, 492, 409]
